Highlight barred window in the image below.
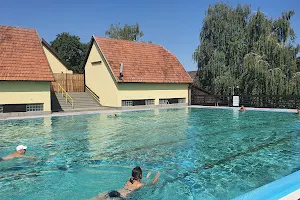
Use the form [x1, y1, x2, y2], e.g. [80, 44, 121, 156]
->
[26, 104, 44, 112]
[145, 99, 155, 105]
[159, 99, 169, 105]
[159, 98, 186, 105]
[178, 98, 186, 103]
[122, 99, 155, 106]
[122, 100, 133, 106]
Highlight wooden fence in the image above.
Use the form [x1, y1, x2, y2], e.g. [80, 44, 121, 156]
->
[51, 73, 84, 92]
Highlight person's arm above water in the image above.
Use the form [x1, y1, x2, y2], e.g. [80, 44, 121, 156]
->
[1, 152, 18, 161]
[22, 155, 37, 159]
[144, 172, 160, 186]
[146, 172, 151, 178]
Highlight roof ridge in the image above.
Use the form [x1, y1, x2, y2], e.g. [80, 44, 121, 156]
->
[94, 36, 160, 46]
[0, 24, 36, 31]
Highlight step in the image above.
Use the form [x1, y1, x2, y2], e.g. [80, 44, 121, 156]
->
[52, 92, 103, 112]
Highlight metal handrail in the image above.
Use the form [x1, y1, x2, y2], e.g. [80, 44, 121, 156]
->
[85, 86, 101, 104]
[57, 83, 74, 108]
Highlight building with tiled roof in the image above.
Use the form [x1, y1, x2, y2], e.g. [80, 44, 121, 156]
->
[84, 36, 193, 107]
[0, 25, 54, 113]
[41, 38, 73, 74]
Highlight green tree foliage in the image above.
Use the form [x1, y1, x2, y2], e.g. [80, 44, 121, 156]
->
[105, 22, 144, 41]
[193, 3, 300, 95]
[50, 32, 89, 73]
[296, 57, 300, 71]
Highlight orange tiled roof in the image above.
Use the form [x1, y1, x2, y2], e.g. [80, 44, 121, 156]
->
[0, 25, 54, 81]
[94, 37, 193, 83]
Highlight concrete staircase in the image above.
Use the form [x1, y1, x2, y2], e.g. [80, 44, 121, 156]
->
[51, 92, 109, 112]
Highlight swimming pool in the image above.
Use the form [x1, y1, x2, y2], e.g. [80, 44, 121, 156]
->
[0, 108, 300, 200]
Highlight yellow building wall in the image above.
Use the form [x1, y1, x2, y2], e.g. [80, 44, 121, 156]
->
[0, 81, 51, 111]
[42, 45, 73, 74]
[117, 83, 189, 107]
[85, 41, 189, 107]
[85, 42, 119, 106]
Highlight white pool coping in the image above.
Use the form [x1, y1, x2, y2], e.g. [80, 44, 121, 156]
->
[280, 189, 300, 200]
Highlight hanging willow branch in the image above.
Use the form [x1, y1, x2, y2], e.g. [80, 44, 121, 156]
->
[193, 3, 299, 95]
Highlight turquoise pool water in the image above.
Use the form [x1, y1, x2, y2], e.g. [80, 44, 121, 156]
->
[1, 108, 300, 200]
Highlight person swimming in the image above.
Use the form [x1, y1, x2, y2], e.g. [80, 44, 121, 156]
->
[297, 109, 300, 114]
[0, 145, 34, 161]
[107, 114, 117, 118]
[93, 166, 160, 200]
[239, 105, 246, 112]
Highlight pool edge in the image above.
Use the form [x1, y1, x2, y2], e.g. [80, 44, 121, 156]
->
[0, 105, 189, 121]
[233, 170, 300, 200]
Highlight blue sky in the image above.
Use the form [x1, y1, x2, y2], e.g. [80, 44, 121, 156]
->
[1, 0, 300, 71]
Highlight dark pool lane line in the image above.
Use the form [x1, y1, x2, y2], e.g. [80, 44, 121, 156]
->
[203, 135, 293, 169]
[87, 114, 284, 148]
[92, 128, 295, 170]
[0, 135, 295, 193]
[161, 135, 295, 188]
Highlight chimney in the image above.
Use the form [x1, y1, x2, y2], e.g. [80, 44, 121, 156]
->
[119, 63, 123, 80]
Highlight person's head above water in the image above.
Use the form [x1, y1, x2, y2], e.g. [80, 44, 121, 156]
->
[130, 166, 142, 183]
[16, 145, 27, 155]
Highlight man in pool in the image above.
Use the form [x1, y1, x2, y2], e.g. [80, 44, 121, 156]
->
[92, 166, 160, 199]
[239, 105, 246, 112]
[0, 145, 34, 161]
[107, 114, 117, 118]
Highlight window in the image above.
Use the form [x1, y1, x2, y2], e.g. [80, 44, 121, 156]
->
[122, 99, 155, 106]
[159, 99, 169, 105]
[91, 61, 102, 66]
[122, 100, 133, 106]
[178, 98, 186, 103]
[159, 98, 186, 105]
[26, 104, 44, 112]
[3, 104, 26, 112]
[0, 105, 3, 113]
[145, 99, 155, 105]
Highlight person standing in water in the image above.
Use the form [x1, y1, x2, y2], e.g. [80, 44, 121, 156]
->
[93, 166, 160, 199]
[239, 105, 246, 112]
[0, 145, 34, 161]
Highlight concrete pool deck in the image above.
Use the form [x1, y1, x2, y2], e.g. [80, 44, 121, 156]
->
[1, 105, 300, 199]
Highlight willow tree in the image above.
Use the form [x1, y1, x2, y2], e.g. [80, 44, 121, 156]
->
[105, 22, 144, 41]
[193, 3, 299, 96]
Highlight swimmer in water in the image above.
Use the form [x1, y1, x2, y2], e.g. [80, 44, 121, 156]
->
[92, 166, 160, 200]
[239, 105, 246, 112]
[297, 109, 300, 114]
[0, 145, 35, 162]
[107, 114, 117, 118]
